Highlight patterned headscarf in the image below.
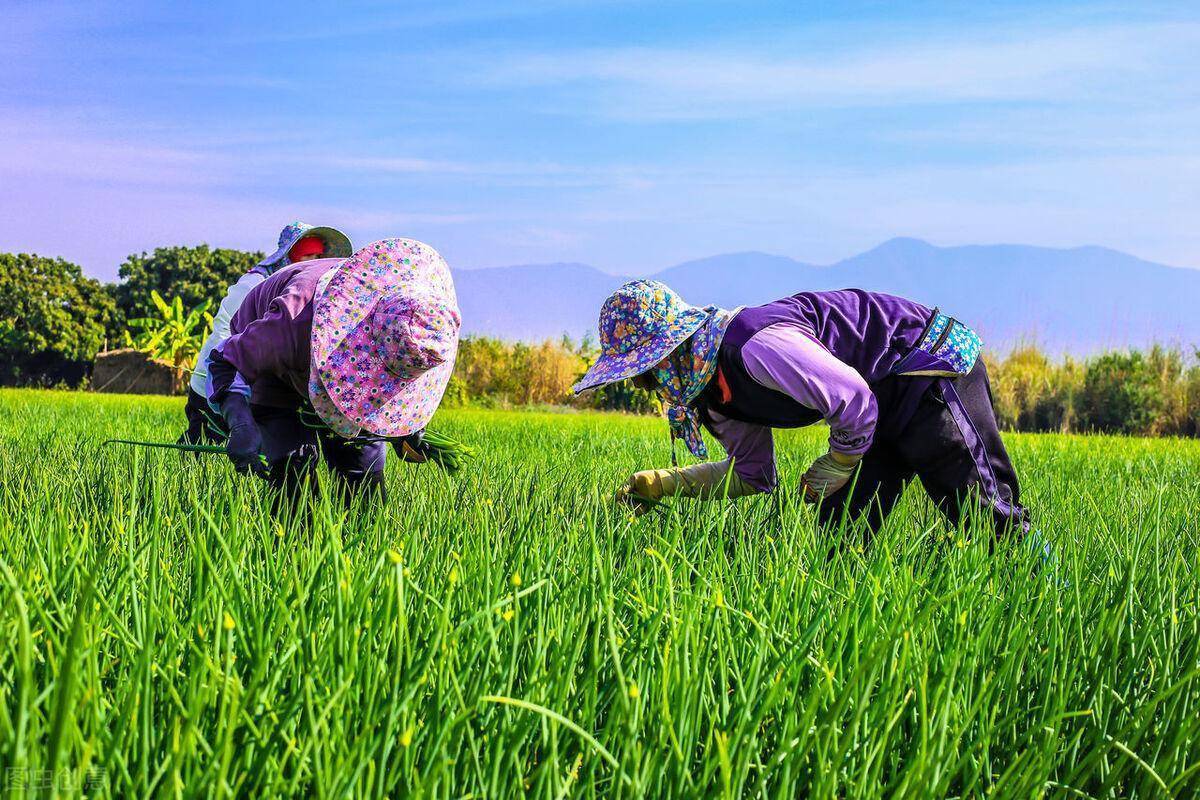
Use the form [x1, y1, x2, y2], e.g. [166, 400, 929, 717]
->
[572, 279, 734, 462]
[653, 309, 735, 460]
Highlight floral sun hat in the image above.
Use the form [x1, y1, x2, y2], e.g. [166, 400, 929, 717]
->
[573, 280, 714, 394]
[259, 221, 354, 270]
[308, 238, 461, 438]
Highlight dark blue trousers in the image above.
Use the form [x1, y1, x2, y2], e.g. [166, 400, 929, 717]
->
[252, 404, 388, 508]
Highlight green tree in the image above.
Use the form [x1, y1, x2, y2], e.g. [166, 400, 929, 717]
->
[581, 380, 660, 414]
[0, 253, 117, 386]
[989, 346, 1083, 433]
[124, 291, 214, 367]
[1078, 351, 1163, 435]
[111, 244, 263, 327]
[1184, 350, 1200, 438]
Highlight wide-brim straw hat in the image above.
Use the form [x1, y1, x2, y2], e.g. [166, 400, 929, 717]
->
[259, 221, 353, 269]
[573, 279, 709, 393]
[308, 239, 461, 438]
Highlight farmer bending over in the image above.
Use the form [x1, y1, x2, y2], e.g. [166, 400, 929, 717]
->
[181, 222, 353, 444]
[574, 280, 1030, 540]
[204, 239, 461, 508]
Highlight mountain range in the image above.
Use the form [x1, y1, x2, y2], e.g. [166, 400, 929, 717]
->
[451, 238, 1200, 354]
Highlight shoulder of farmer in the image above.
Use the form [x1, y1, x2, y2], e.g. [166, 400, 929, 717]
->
[743, 323, 877, 451]
[745, 321, 822, 353]
[741, 323, 840, 390]
[229, 268, 288, 332]
[231, 263, 313, 330]
[216, 271, 268, 320]
[219, 273, 298, 366]
[272, 259, 337, 320]
[231, 269, 268, 298]
[741, 323, 875, 436]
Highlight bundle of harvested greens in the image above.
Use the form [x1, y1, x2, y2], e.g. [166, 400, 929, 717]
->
[413, 428, 477, 473]
[105, 425, 476, 474]
[102, 439, 270, 470]
[297, 407, 477, 473]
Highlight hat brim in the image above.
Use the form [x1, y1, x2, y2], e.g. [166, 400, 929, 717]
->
[310, 238, 459, 437]
[314, 337, 457, 438]
[572, 308, 709, 394]
[259, 226, 354, 268]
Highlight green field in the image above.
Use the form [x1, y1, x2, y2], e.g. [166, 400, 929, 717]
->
[1, 388, 1198, 798]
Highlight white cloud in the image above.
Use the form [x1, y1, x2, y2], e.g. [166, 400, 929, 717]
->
[320, 156, 479, 175]
[474, 21, 1200, 120]
[0, 123, 228, 188]
[6, 8, 1199, 274]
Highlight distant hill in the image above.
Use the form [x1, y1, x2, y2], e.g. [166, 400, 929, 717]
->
[451, 239, 1200, 354]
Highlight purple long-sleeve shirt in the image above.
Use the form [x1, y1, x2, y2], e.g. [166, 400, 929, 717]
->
[207, 258, 340, 409]
[709, 321, 877, 492]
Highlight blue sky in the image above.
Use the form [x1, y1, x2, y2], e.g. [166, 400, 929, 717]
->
[2, 0, 1198, 280]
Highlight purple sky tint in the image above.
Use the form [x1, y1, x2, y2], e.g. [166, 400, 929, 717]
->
[2, 0, 1198, 280]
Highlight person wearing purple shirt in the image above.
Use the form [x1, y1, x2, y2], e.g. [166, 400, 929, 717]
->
[204, 239, 463, 511]
[180, 222, 353, 446]
[573, 280, 1029, 541]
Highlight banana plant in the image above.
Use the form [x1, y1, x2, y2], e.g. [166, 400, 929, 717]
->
[124, 291, 214, 367]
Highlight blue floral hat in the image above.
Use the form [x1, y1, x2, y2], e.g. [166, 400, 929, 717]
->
[259, 221, 353, 270]
[573, 280, 712, 393]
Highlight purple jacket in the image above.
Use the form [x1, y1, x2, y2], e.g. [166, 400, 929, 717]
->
[702, 290, 936, 491]
[207, 258, 340, 409]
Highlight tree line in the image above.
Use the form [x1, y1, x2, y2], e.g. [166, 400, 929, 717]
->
[1, 247, 262, 386]
[450, 336, 1200, 437]
[985, 345, 1200, 437]
[2, 247, 1198, 437]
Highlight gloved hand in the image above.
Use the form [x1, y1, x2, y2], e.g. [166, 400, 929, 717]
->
[800, 450, 861, 502]
[616, 469, 671, 515]
[391, 431, 430, 464]
[220, 395, 268, 478]
[625, 468, 671, 498]
[616, 461, 760, 514]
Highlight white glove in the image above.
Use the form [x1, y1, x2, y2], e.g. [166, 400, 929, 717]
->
[801, 451, 861, 502]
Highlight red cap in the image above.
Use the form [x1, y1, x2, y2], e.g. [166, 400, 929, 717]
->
[288, 235, 326, 261]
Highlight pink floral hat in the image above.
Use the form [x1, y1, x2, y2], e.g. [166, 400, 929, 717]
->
[308, 239, 461, 438]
